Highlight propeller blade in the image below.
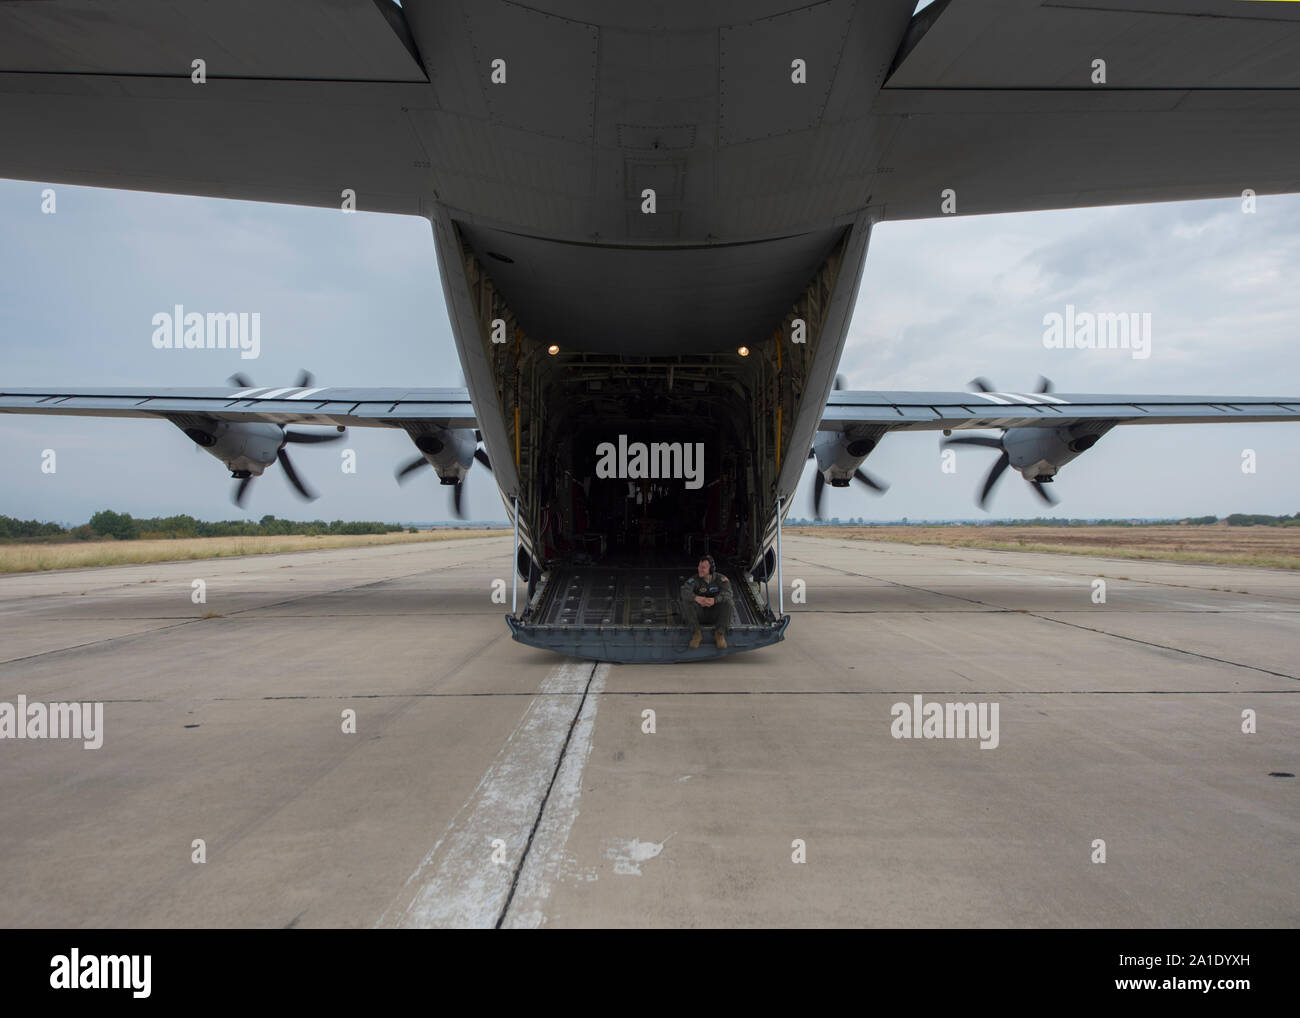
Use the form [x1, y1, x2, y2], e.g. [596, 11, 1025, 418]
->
[277, 447, 317, 501]
[833, 374, 845, 391]
[1036, 376, 1054, 394]
[228, 373, 254, 389]
[474, 447, 492, 473]
[978, 451, 1011, 509]
[812, 470, 825, 519]
[283, 429, 345, 445]
[943, 435, 1004, 450]
[853, 467, 889, 494]
[451, 481, 465, 519]
[969, 377, 994, 393]
[233, 476, 253, 507]
[396, 455, 429, 482]
[295, 370, 315, 388]
[1030, 479, 1059, 506]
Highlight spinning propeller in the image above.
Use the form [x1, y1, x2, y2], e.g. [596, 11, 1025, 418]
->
[943, 376, 1058, 509]
[395, 429, 492, 520]
[226, 371, 346, 506]
[806, 375, 888, 519]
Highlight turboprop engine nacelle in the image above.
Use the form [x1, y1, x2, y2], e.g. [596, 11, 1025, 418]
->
[811, 426, 888, 486]
[395, 427, 492, 518]
[405, 427, 480, 485]
[176, 420, 284, 476]
[1001, 423, 1111, 481]
[805, 425, 889, 519]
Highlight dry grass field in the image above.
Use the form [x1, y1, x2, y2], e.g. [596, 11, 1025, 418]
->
[10, 524, 1296, 575]
[0, 529, 511, 574]
[787, 525, 1300, 570]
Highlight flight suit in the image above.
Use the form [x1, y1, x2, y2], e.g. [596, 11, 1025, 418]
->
[680, 570, 734, 636]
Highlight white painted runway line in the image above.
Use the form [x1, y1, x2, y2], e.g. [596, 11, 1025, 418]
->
[378, 659, 609, 929]
[501, 664, 610, 928]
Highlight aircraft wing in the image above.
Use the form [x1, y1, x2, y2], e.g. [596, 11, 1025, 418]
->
[819, 390, 1300, 432]
[0, 387, 476, 430]
[0, 0, 431, 214]
[5, 382, 1295, 437]
[875, 0, 1300, 220]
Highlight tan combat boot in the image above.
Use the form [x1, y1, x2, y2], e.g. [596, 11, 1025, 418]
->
[688, 629, 702, 649]
[714, 630, 727, 650]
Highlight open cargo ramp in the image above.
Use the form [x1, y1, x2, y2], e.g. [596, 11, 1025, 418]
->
[506, 564, 788, 664]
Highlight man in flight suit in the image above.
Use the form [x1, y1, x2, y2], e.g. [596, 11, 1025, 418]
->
[680, 554, 733, 650]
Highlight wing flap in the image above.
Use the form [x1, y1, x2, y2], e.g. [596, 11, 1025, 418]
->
[0, 387, 477, 430]
[820, 391, 1300, 431]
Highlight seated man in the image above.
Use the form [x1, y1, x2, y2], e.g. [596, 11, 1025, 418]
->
[680, 554, 733, 650]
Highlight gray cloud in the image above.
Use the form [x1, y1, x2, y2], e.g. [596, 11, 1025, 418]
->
[2, 180, 1298, 526]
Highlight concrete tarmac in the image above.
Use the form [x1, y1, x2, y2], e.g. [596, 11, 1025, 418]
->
[0, 535, 1295, 928]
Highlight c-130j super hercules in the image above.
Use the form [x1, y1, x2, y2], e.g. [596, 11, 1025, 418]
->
[3, 0, 1299, 661]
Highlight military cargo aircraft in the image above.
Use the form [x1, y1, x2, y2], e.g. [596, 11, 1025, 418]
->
[2, 0, 1298, 661]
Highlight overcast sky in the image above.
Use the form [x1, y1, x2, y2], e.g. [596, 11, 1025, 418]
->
[1, 179, 1298, 525]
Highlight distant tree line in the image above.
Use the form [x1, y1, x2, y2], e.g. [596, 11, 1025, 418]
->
[1224, 513, 1300, 527]
[0, 512, 408, 543]
[0, 516, 65, 540]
